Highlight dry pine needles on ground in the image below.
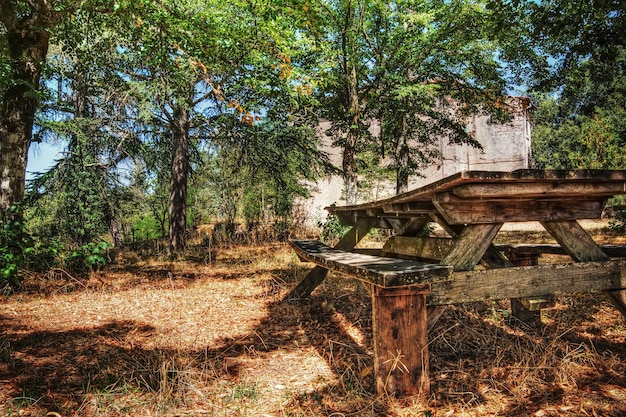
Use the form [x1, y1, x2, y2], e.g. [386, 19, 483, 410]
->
[1, 238, 626, 416]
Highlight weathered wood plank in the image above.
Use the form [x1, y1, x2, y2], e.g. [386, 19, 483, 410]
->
[428, 260, 626, 305]
[284, 218, 377, 300]
[497, 243, 626, 258]
[383, 201, 438, 214]
[328, 170, 626, 226]
[433, 192, 606, 225]
[384, 239, 626, 260]
[372, 286, 430, 398]
[453, 182, 626, 199]
[440, 224, 503, 271]
[427, 214, 508, 327]
[383, 236, 454, 261]
[290, 240, 452, 287]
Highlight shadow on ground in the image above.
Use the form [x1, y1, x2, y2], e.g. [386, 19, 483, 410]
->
[2, 259, 626, 416]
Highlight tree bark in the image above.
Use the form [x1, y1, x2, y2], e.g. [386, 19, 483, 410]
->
[395, 114, 410, 195]
[0, 2, 55, 214]
[339, 3, 361, 206]
[168, 105, 191, 254]
[343, 65, 360, 205]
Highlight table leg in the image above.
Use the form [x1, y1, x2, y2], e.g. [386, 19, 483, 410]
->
[372, 285, 430, 398]
[284, 217, 377, 300]
[433, 213, 549, 321]
[540, 220, 609, 262]
[440, 223, 503, 271]
[395, 217, 430, 236]
[429, 215, 510, 326]
[540, 220, 626, 316]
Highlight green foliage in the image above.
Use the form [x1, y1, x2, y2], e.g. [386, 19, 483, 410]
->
[532, 96, 626, 170]
[311, 0, 510, 196]
[1, 204, 112, 287]
[201, 114, 331, 227]
[26, 152, 127, 246]
[609, 210, 626, 233]
[0, 206, 34, 290]
[230, 382, 259, 401]
[318, 214, 350, 246]
[65, 241, 112, 274]
[527, 0, 626, 171]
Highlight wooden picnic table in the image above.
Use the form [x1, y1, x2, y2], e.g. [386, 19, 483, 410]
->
[286, 169, 626, 399]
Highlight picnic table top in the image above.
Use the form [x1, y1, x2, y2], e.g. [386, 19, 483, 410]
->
[327, 169, 626, 226]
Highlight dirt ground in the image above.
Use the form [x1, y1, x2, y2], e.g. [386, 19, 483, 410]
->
[1, 230, 626, 416]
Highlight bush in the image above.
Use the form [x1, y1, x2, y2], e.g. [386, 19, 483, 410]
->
[64, 241, 112, 275]
[0, 206, 34, 290]
[2, 204, 113, 290]
[609, 210, 626, 232]
[318, 215, 350, 246]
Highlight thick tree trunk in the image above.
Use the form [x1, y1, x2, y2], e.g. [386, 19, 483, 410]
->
[0, 2, 54, 214]
[168, 105, 190, 254]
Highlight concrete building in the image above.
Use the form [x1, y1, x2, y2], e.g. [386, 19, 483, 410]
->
[299, 97, 534, 224]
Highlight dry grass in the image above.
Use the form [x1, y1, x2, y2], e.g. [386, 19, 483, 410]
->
[1, 236, 626, 416]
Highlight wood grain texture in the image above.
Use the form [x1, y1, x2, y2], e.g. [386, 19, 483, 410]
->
[372, 286, 430, 398]
[440, 224, 503, 271]
[383, 236, 454, 261]
[428, 260, 626, 305]
[327, 170, 626, 225]
[290, 240, 452, 287]
[433, 193, 606, 225]
[540, 220, 609, 262]
[284, 218, 377, 300]
[453, 182, 626, 199]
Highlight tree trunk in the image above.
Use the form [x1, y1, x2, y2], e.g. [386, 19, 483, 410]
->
[168, 105, 190, 254]
[395, 114, 410, 195]
[0, 3, 54, 214]
[343, 129, 359, 205]
[343, 64, 360, 205]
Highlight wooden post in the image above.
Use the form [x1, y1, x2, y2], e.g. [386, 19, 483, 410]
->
[508, 250, 547, 322]
[372, 285, 430, 398]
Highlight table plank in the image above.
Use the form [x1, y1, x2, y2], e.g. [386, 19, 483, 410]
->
[327, 170, 626, 226]
[433, 193, 606, 225]
[453, 182, 626, 199]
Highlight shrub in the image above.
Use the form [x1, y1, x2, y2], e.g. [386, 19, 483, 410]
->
[0, 206, 34, 291]
[64, 241, 112, 275]
[318, 214, 350, 246]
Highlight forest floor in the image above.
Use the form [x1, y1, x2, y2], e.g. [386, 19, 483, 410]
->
[2, 223, 626, 416]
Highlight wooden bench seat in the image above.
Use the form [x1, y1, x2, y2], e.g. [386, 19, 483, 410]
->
[290, 239, 453, 288]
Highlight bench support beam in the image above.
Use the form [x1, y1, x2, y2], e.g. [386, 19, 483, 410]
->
[372, 285, 430, 398]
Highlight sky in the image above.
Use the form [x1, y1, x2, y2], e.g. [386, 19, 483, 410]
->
[26, 142, 62, 180]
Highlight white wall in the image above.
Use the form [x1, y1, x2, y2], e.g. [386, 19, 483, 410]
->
[298, 97, 534, 222]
